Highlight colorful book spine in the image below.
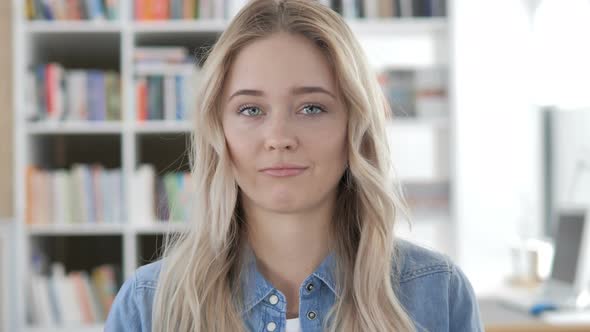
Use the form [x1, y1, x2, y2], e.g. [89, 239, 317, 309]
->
[136, 77, 148, 121]
[175, 75, 184, 120]
[133, 47, 198, 122]
[147, 76, 164, 120]
[29, 65, 121, 123]
[134, 164, 192, 223]
[28, 262, 120, 325]
[26, 164, 125, 225]
[28, 0, 119, 20]
[132, 0, 281, 20]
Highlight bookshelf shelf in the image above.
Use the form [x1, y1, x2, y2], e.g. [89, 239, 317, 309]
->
[134, 222, 188, 235]
[13, 0, 453, 330]
[134, 121, 193, 133]
[131, 17, 447, 35]
[24, 325, 104, 332]
[26, 122, 124, 135]
[347, 17, 447, 34]
[25, 21, 122, 34]
[27, 223, 125, 236]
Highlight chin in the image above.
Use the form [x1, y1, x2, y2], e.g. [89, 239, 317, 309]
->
[265, 196, 303, 213]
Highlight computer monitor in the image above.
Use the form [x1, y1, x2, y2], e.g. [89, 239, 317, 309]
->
[548, 208, 590, 292]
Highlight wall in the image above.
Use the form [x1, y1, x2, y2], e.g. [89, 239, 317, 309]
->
[450, 0, 544, 292]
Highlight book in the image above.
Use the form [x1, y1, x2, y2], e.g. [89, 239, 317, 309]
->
[134, 47, 199, 122]
[52, 170, 69, 225]
[147, 75, 164, 120]
[28, 275, 56, 325]
[151, 0, 170, 20]
[92, 265, 117, 320]
[155, 176, 170, 221]
[105, 72, 121, 121]
[29, 65, 121, 123]
[412, 0, 447, 17]
[183, 0, 196, 20]
[134, 46, 189, 63]
[136, 77, 148, 121]
[28, 0, 119, 20]
[132, 0, 266, 20]
[378, 68, 416, 117]
[70, 272, 94, 323]
[399, 0, 413, 17]
[28, 263, 120, 325]
[133, 164, 156, 224]
[164, 173, 180, 221]
[170, 0, 183, 19]
[26, 165, 125, 225]
[164, 75, 176, 122]
[414, 67, 447, 118]
[175, 75, 184, 120]
[134, 164, 192, 223]
[378, 67, 448, 119]
[377, 0, 394, 18]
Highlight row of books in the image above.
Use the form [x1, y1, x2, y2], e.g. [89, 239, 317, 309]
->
[378, 67, 447, 118]
[133, 0, 446, 20]
[134, 0, 249, 20]
[135, 75, 198, 121]
[135, 47, 198, 121]
[328, 0, 447, 18]
[404, 182, 450, 212]
[25, 165, 125, 225]
[25, 0, 445, 22]
[133, 164, 193, 223]
[26, 0, 119, 21]
[27, 64, 121, 122]
[28, 262, 119, 325]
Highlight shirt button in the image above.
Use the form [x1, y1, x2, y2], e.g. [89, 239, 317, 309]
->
[306, 311, 317, 320]
[266, 321, 277, 331]
[268, 294, 279, 305]
[306, 283, 315, 292]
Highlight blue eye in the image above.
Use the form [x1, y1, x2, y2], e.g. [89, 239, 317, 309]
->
[238, 105, 263, 117]
[300, 104, 325, 115]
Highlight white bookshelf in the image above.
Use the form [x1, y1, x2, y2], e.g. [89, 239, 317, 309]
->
[25, 21, 123, 33]
[26, 122, 124, 135]
[0, 221, 12, 332]
[27, 223, 126, 236]
[23, 326, 104, 332]
[12, 1, 452, 331]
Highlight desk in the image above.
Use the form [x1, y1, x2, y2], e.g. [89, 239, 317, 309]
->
[480, 298, 590, 332]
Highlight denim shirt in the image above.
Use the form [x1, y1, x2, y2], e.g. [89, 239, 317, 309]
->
[105, 239, 483, 331]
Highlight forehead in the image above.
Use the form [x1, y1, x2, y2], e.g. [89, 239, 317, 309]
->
[223, 32, 337, 97]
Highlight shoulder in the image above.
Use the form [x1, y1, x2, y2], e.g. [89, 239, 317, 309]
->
[393, 239, 484, 331]
[134, 260, 163, 289]
[395, 238, 452, 283]
[104, 260, 162, 331]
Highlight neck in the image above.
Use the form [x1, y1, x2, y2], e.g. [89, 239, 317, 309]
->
[243, 195, 334, 318]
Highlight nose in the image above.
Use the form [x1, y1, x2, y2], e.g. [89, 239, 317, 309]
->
[264, 114, 298, 151]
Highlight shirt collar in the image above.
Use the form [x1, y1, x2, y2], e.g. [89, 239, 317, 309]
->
[239, 246, 338, 315]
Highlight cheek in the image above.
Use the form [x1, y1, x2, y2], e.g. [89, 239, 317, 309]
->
[308, 121, 348, 161]
[223, 123, 250, 172]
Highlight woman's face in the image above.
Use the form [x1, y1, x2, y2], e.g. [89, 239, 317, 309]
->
[221, 32, 348, 214]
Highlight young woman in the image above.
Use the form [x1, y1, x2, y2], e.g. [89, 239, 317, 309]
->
[106, 0, 483, 331]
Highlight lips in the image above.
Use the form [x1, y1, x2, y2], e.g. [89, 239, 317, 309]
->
[260, 164, 308, 177]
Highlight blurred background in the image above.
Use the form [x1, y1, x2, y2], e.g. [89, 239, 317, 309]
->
[1, 0, 590, 331]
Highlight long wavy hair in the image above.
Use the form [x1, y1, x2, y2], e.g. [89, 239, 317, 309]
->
[152, 0, 415, 331]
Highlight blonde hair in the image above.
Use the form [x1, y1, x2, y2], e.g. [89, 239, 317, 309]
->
[152, 0, 415, 331]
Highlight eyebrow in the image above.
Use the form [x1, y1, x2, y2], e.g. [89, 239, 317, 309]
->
[227, 86, 336, 102]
